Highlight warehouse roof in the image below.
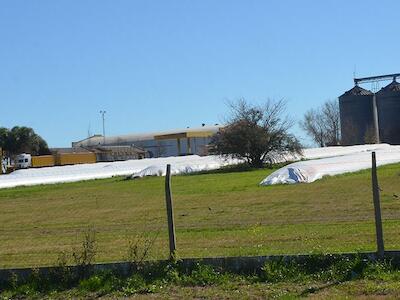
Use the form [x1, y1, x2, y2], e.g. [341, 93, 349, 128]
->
[72, 124, 223, 147]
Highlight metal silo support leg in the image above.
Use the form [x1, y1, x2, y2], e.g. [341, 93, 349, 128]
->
[187, 137, 191, 154]
[177, 138, 181, 156]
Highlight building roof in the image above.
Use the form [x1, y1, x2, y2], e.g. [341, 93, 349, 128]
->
[377, 80, 400, 93]
[50, 147, 92, 153]
[340, 85, 373, 97]
[72, 124, 223, 147]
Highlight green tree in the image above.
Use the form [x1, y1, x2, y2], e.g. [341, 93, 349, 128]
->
[0, 126, 50, 155]
[0, 127, 9, 150]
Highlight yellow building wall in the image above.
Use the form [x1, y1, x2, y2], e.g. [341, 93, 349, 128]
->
[56, 153, 96, 166]
[31, 155, 55, 168]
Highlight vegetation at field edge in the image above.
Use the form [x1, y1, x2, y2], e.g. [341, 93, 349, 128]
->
[2, 255, 400, 299]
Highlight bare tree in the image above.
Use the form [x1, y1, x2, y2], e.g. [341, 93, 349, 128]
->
[211, 99, 302, 168]
[300, 109, 326, 147]
[300, 99, 340, 147]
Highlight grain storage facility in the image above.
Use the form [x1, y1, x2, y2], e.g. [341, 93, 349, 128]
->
[340, 73, 400, 145]
[376, 80, 400, 145]
[72, 125, 223, 158]
[339, 85, 374, 145]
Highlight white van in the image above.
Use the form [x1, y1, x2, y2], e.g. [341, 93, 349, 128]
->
[16, 153, 32, 169]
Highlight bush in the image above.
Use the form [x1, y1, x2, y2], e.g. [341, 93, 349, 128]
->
[211, 99, 302, 168]
[122, 274, 147, 296]
[180, 263, 230, 286]
[79, 271, 122, 294]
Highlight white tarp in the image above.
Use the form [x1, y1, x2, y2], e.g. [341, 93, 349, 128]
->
[1, 144, 400, 189]
[260, 144, 400, 185]
[0, 155, 240, 189]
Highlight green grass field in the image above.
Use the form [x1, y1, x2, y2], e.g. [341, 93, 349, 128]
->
[1, 164, 400, 268]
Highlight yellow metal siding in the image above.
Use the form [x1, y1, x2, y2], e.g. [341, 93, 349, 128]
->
[154, 133, 186, 140]
[155, 131, 215, 140]
[186, 131, 214, 138]
[56, 153, 96, 166]
[31, 155, 55, 168]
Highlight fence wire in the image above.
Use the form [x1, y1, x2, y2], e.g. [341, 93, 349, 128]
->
[0, 158, 399, 269]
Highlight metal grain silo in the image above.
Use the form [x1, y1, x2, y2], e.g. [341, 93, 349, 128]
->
[339, 85, 374, 145]
[376, 80, 400, 144]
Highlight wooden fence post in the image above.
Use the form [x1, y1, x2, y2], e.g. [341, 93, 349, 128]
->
[371, 151, 385, 258]
[165, 164, 176, 259]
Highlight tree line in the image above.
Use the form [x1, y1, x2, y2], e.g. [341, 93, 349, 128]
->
[0, 126, 50, 156]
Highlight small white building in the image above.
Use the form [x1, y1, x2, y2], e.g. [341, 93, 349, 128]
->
[72, 125, 223, 158]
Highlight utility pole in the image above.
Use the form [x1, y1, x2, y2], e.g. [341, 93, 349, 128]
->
[100, 110, 106, 145]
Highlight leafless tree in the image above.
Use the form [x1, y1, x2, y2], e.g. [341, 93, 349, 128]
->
[211, 99, 302, 167]
[300, 99, 341, 147]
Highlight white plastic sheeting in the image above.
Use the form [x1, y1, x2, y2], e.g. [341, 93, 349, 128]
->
[260, 144, 400, 185]
[0, 155, 240, 189]
[2, 144, 400, 189]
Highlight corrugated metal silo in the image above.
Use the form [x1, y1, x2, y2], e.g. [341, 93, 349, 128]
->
[339, 85, 374, 145]
[376, 80, 400, 144]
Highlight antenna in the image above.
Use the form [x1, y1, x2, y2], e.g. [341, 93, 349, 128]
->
[99, 110, 106, 145]
[87, 122, 92, 138]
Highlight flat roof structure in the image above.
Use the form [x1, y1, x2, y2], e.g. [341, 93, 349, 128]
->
[72, 125, 223, 148]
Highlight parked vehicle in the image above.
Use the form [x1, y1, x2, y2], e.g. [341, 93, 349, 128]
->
[15, 153, 31, 169]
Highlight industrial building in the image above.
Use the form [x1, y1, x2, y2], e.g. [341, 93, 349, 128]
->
[72, 125, 223, 158]
[339, 73, 400, 145]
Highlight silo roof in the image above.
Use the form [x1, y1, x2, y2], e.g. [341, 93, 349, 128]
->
[340, 85, 373, 97]
[377, 80, 400, 93]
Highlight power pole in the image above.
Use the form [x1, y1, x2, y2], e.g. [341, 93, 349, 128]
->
[99, 110, 106, 145]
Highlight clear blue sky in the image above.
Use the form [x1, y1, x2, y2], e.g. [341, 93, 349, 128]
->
[0, 0, 398, 147]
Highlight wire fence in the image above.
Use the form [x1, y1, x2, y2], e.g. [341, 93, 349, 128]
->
[0, 152, 399, 269]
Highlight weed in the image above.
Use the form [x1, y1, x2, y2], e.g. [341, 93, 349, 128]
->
[49, 251, 74, 288]
[126, 230, 159, 270]
[261, 259, 305, 282]
[122, 274, 147, 296]
[79, 270, 122, 294]
[72, 226, 97, 278]
[180, 263, 231, 286]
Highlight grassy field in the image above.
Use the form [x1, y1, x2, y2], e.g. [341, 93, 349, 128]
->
[0, 163, 400, 268]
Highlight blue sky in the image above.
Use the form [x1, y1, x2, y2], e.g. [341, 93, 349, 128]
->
[0, 0, 398, 147]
